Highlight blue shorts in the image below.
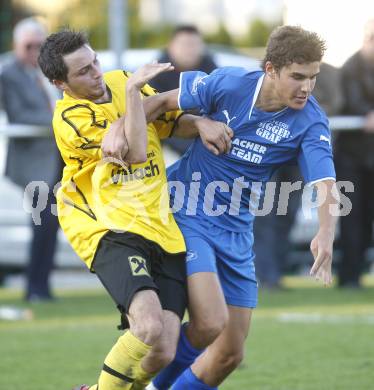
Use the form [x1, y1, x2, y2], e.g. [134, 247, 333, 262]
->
[176, 216, 258, 308]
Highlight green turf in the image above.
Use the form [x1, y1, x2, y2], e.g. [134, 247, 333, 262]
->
[1, 276, 374, 390]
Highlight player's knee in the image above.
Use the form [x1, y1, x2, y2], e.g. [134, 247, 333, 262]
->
[219, 349, 244, 372]
[150, 345, 177, 371]
[128, 290, 164, 344]
[131, 312, 164, 345]
[158, 347, 176, 368]
[192, 311, 229, 346]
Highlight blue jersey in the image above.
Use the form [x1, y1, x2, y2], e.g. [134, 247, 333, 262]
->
[168, 67, 335, 232]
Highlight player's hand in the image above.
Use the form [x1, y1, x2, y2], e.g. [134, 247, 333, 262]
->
[127, 62, 174, 90]
[101, 117, 129, 165]
[309, 230, 334, 286]
[196, 117, 234, 155]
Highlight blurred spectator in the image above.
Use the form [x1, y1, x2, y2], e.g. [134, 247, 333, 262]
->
[254, 62, 342, 289]
[313, 62, 344, 116]
[0, 18, 61, 301]
[149, 25, 217, 155]
[335, 19, 374, 288]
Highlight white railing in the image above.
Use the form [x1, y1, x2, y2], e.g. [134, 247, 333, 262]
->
[0, 124, 50, 137]
[328, 116, 364, 131]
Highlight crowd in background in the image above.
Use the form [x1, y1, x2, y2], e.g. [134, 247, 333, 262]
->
[0, 18, 373, 301]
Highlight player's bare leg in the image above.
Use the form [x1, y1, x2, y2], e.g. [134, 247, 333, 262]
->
[97, 290, 163, 389]
[142, 310, 181, 372]
[131, 310, 181, 389]
[191, 305, 252, 386]
[127, 290, 164, 344]
[185, 272, 229, 349]
[148, 272, 228, 389]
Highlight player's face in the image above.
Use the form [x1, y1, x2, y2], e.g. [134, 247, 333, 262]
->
[58, 45, 106, 102]
[275, 62, 320, 110]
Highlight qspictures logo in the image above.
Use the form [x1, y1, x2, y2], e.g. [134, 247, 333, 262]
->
[24, 177, 354, 226]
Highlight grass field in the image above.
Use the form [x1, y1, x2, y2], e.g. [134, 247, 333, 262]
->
[1, 276, 374, 390]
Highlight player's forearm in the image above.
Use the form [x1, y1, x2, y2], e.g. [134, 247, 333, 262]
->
[124, 83, 148, 163]
[309, 180, 337, 285]
[176, 116, 233, 155]
[315, 180, 339, 236]
[143, 93, 210, 139]
[143, 89, 179, 123]
[172, 114, 202, 138]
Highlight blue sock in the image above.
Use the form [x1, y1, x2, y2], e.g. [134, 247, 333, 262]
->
[172, 367, 217, 389]
[153, 323, 203, 390]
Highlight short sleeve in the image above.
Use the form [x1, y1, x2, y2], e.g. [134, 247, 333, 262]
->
[297, 121, 336, 185]
[178, 70, 220, 114]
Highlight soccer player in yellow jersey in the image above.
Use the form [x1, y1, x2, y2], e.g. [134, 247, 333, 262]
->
[38, 30, 233, 390]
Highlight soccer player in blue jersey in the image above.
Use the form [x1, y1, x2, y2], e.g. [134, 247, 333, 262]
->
[147, 26, 339, 389]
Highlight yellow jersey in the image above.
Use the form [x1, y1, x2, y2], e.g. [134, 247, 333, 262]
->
[52, 70, 186, 269]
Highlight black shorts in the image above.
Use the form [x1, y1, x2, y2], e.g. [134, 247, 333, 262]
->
[92, 231, 187, 329]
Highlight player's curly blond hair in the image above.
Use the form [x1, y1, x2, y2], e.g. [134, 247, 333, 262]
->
[261, 25, 326, 71]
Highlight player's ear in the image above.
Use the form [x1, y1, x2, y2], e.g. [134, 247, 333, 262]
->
[264, 61, 276, 79]
[53, 79, 67, 92]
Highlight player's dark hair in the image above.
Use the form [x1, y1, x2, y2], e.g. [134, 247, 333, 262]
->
[38, 30, 88, 82]
[261, 25, 326, 71]
[172, 25, 201, 38]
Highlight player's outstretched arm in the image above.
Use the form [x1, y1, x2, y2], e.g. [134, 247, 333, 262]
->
[309, 179, 339, 285]
[143, 90, 233, 155]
